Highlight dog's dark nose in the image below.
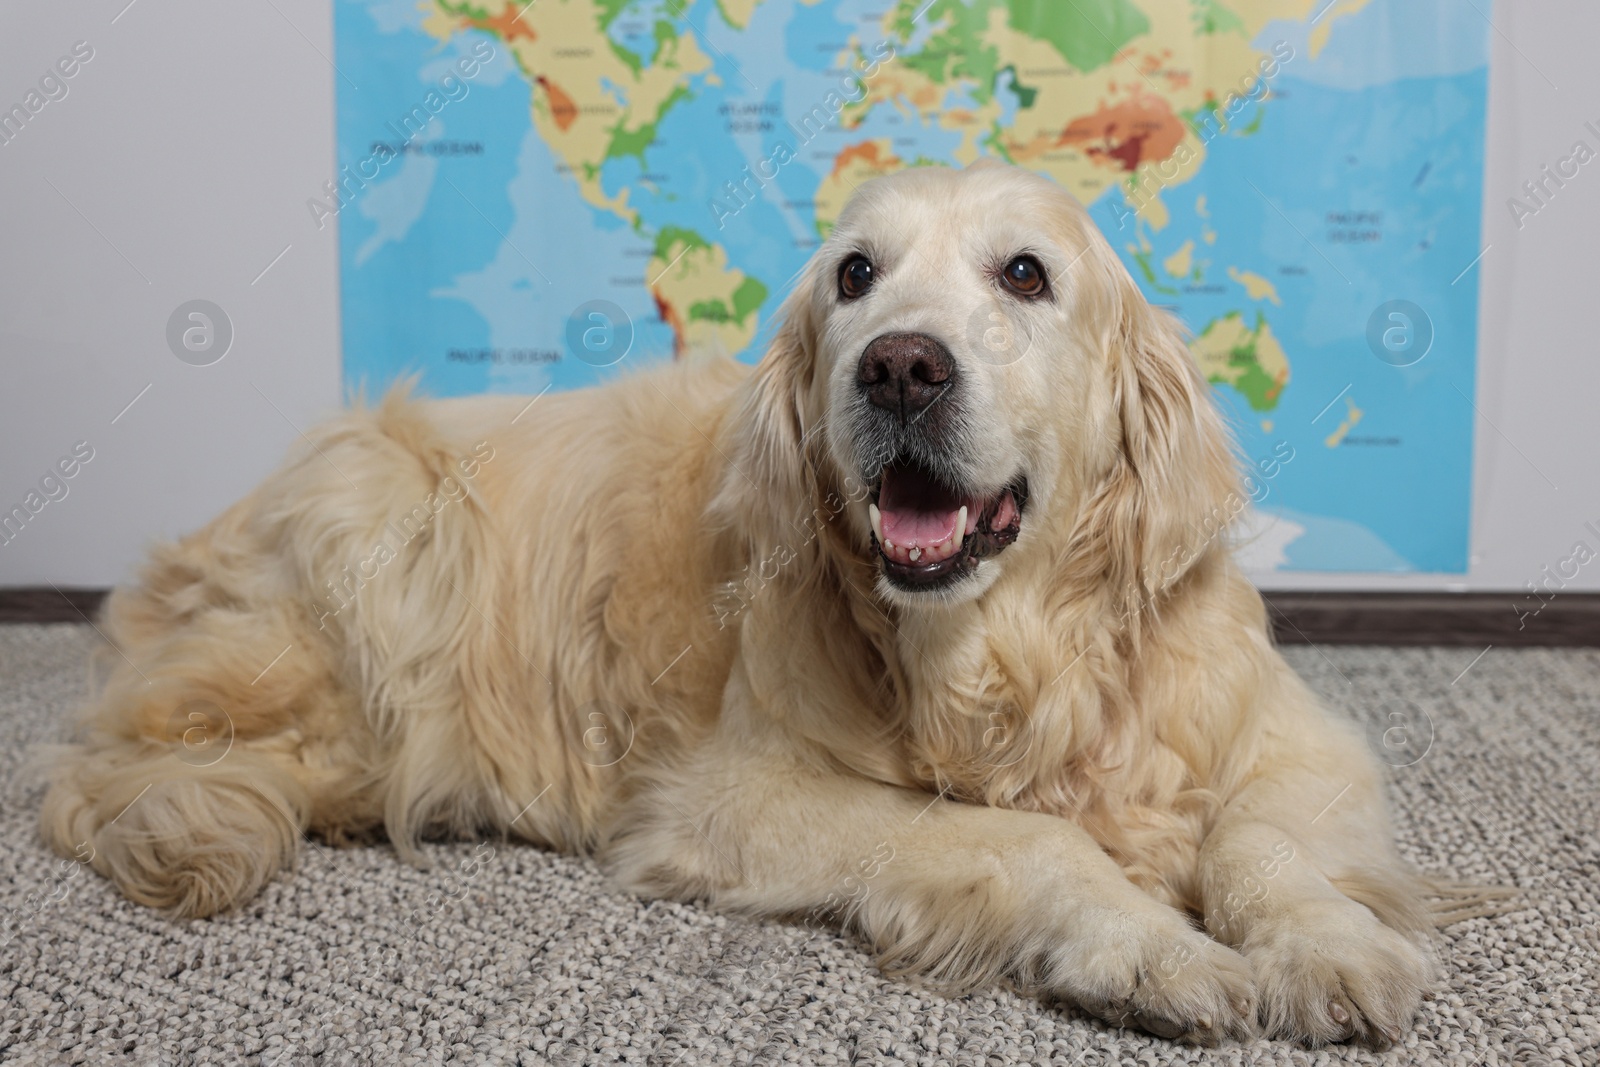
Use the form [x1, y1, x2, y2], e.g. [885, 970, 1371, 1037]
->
[857, 333, 954, 421]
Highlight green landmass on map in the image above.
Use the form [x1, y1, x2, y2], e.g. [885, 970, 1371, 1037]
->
[1192, 310, 1290, 412]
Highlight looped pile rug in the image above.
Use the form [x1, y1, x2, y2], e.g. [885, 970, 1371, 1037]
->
[1, 624, 1595, 1065]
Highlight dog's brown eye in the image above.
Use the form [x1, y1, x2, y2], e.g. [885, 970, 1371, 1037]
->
[1001, 255, 1046, 298]
[839, 255, 875, 299]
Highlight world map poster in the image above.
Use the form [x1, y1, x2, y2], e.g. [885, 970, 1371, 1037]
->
[330, 0, 1490, 573]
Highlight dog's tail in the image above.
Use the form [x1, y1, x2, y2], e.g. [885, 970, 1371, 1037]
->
[38, 586, 335, 917]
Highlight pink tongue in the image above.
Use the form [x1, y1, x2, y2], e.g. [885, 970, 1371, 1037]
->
[879, 465, 963, 548]
[880, 506, 960, 548]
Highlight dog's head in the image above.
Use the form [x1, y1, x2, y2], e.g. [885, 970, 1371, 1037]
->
[723, 162, 1238, 613]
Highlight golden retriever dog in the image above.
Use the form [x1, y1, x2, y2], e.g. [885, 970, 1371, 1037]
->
[42, 162, 1445, 1047]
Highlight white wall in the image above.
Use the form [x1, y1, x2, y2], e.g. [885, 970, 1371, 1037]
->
[1, 0, 1594, 592]
[0, 0, 343, 590]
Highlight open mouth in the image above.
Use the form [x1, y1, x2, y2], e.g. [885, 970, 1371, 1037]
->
[866, 460, 1028, 591]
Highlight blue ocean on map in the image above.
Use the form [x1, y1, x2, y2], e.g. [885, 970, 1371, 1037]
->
[332, 0, 1489, 573]
[1085, 64, 1487, 573]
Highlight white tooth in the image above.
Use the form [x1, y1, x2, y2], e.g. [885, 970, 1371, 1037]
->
[885, 539, 894, 551]
[954, 506, 968, 552]
[910, 546, 922, 562]
[869, 502, 884, 544]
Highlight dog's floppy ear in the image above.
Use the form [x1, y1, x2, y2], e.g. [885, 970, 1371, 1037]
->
[710, 267, 826, 563]
[1066, 242, 1243, 616]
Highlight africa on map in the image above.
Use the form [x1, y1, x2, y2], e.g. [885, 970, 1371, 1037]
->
[331, 0, 1490, 573]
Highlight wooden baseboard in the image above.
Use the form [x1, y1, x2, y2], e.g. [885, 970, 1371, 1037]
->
[1260, 591, 1600, 647]
[3, 587, 1598, 646]
[0, 587, 108, 624]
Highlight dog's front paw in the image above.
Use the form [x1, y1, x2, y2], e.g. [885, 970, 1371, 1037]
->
[1245, 898, 1434, 1049]
[1061, 909, 1257, 1046]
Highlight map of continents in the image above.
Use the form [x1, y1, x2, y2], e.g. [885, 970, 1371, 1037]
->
[331, 0, 1489, 573]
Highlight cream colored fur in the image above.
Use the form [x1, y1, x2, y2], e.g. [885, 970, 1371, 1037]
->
[41, 163, 1445, 1047]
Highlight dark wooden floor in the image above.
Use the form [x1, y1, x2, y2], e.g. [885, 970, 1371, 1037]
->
[5, 586, 1598, 646]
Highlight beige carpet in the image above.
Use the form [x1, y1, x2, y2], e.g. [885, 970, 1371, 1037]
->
[0, 623, 1595, 1066]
